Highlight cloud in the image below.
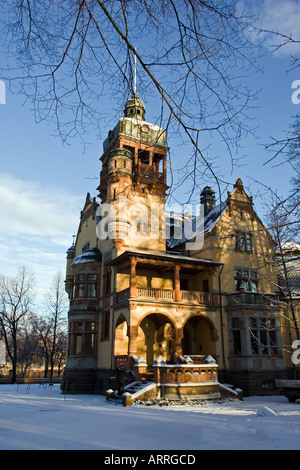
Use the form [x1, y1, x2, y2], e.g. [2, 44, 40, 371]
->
[0, 173, 84, 301]
[0, 173, 81, 245]
[247, 0, 300, 57]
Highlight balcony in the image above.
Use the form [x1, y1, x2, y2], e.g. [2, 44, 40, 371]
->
[227, 291, 280, 307]
[136, 163, 165, 183]
[114, 287, 216, 306]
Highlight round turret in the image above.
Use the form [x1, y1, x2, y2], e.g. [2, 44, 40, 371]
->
[107, 147, 133, 177]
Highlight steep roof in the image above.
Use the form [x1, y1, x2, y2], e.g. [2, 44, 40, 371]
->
[167, 201, 227, 249]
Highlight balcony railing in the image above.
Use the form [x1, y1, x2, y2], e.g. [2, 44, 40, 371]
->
[227, 291, 279, 307]
[136, 163, 165, 182]
[114, 287, 216, 305]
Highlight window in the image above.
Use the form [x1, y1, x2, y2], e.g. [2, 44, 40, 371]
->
[85, 321, 97, 355]
[74, 334, 82, 355]
[249, 317, 278, 356]
[70, 322, 83, 356]
[88, 283, 97, 297]
[232, 318, 241, 355]
[78, 284, 85, 297]
[136, 221, 148, 236]
[105, 270, 111, 295]
[72, 273, 99, 299]
[101, 311, 110, 340]
[235, 232, 252, 252]
[69, 321, 97, 356]
[82, 242, 90, 253]
[85, 332, 96, 355]
[138, 149, 150, 164]
[235, 268, 258, 292]
[123, 145, 135, 158]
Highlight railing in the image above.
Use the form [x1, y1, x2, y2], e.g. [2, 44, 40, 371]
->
[115, 288, 130, 303]
[181, 290, 212, 304]
[138, 287, 173, 301]
[227, 291, 279, 307]
[115, 287, 215, 305]
[154, 363, 219, 386]
[137, 163, 164, 182]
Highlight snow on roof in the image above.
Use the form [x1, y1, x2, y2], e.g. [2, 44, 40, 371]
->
[279, 243, 300, 253]
[71, 248, 102, 266]
[167, 201, 227, 249]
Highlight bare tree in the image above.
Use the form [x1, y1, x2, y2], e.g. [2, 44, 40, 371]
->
[53, 330, 68, 377]
[43, 272, 68, 380]
[1, 0, 261, 199]
[17, 319, 40, 377]
[0, 267, 34, 383]
[258, 185, 300, 351]
[30, 314, 53, 379]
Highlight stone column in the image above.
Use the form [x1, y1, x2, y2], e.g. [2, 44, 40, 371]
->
[130, 256, 137, 299]
[174, 327, 184, 356]
[174, 264, 182, 302]
[128, 325, 139, 357]
[163, 155, 167, 184]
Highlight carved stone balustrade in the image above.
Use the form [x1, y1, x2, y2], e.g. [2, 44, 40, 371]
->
[152, 355, 221, 401]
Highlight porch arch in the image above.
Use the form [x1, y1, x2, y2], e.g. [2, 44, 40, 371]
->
[182, 314, 218, 358]
[136, 312, 176, 366]
[114, 314, 129, 367]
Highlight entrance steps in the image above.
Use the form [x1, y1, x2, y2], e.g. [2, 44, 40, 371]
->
[107, 380, 243, 406]
[106, 380, 158, 406]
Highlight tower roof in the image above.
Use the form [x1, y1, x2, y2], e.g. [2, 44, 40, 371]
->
[124, 92, 145, 121]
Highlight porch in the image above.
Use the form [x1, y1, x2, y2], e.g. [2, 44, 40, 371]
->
[108, 250, 222, 306]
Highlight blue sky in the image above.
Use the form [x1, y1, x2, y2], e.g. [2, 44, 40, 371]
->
[0, 0, 300, 304]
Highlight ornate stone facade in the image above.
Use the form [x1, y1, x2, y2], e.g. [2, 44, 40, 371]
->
[63, 93, 287, 397]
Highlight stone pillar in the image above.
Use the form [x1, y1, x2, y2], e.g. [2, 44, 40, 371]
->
[128, 325, 138, 357]
[174, 264, 182, 302]
[174, 327, 184, 356]
[132, 356, 148, 381]
[163, 155, 167, 184]
[130, 257, 137, 298]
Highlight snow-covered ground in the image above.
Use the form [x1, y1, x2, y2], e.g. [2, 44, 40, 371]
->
[0, 383, 300, 451]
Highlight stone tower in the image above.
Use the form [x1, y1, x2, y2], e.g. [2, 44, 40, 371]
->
[97, 92, 169, 254]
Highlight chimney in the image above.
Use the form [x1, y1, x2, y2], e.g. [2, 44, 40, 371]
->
[200, 186, 216, 216]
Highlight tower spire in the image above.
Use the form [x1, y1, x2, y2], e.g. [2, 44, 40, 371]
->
[134, 47, 137, 95]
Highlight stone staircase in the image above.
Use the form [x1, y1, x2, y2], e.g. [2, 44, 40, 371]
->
[106, 380, 158, 406]
[106, 380, 243, 406]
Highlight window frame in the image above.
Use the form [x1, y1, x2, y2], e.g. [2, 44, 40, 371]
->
[249, 316, 279, 356]
[235, 267, 258, 292]
[235, 231, 252, 253]
[69, 320, 98, 357]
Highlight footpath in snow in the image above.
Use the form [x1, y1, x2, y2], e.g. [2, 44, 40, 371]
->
[0, 383, 300, 451]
